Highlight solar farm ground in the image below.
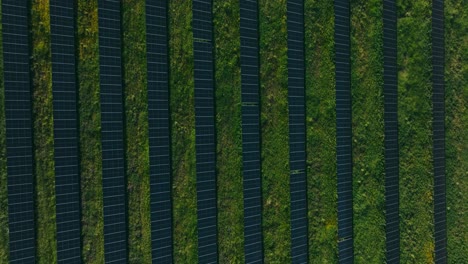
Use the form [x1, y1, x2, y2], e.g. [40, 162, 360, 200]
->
[0, 0, 466, 263]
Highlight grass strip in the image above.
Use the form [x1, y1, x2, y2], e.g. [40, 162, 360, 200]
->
[304, 0, 337, 262]
[30, 0, 57, 262]
[258, 0, 291, 262]
[397, 1, 434, 262]
[0, 1, 9, 261]
[445, 0, 468, 262]
[169, 0, 198, 262]
[350, 0, 386, 262]
[213, 0, 244, 262]
[77, 0, 105, 262]
[121, 0, 152, 262]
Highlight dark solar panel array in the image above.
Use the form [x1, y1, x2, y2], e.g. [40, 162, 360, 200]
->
[50, 1, 82, 263]
[287, 0, 308, 263]
[239, 0, 264, 262]
[192, 0, 218, 262]
[382, 0, 399, 263]
[2, 1, 36, 263]
[145, 0, 173, 262]
[97, 0, 127, 262]
[334, 0, 353, 262]
[432, 1, 446, 262]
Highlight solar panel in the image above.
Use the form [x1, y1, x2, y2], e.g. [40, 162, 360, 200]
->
[97, 1, 127, 262]
[334, 0, 353, 262]
[287, 1, 308, 263]
[2, 1, 36, 263]
[49, 1, 82, 263]
[432, 1, 446, 262]
[145, 0, 173, 262]
[239, 0, 264, 262]
[382, 0, 399, 263]
[192, 0, 218, 262]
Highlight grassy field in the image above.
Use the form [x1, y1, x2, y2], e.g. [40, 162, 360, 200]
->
[0, 0, 467, 262]
[397, 0, 435, 262]
[259, 0, 291, 262]
[350, 0, 386, 262]
[169, 0, 198, 262]
[30, 0, 57, 263]
[304, 0, 338, 262]
[446, 0, 468, 262]
[0, 1, 8, 262]
[213, 0, 245, 262]
[122, 0, 152, 263]
[77, 0, 105, 262]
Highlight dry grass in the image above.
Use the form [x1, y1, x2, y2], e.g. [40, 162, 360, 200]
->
[30, 0, 57, 262]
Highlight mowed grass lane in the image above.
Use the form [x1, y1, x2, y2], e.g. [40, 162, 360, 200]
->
[214, 0, 245, 262]
[77, 0, 105, 262]
[305, 0, 337, 262]
[0, 0, 8, 261]
[351, 0, 386, 262]
[122, 0, 152, 262]
[397, 1, 434, 262]
[170, 0, 198, 262]
[259, 0, 291, 262]
[30, 0, 57, 262]
[446, 0, 468, 262]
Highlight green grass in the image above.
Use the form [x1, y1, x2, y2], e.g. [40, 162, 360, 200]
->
[169, 0, 198, 262]
[397, 0, 435, 262]
[122, 1, 152, 263]
[77, 0, 105, 262]
[30, 0, 57, 262]
[304, 0, 338, 262]
[213, 0, 244, 262]
[0, 1, 8, 262]
[259, 0, 291, 262]
[0, 1, 466, 263]
[446, 0, 468, 262]
[350, 0, 386, 262]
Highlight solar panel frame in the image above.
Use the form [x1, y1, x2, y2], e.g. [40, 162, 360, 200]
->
[287, 0, 308, 262]
[334, 0, 354, 262]
[239, 0, 264, 262]
[49, 1, 82, 263]
[432, 0, 446, 262]
[2, 1, 36, 263]
[97, 0, 128, 262]
[192, 0, 218, 263]
[382, 0, 400, 263]
[145, 0, 173, 262]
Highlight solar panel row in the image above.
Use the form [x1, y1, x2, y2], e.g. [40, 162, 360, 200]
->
[382, 0, 399, 263]
[97, 0, 128, 262]
[432, 1, 446, 263]
[49, 1, 82, 263]
[192, 0, 218, 263]
[239, 0, 264, 262]
[334, 0, 353, 262]
[287, 0, 308, 263]
[145, 0, 173, 263]
[1, 1, 450, 262]
[2, 0, 36, 263]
